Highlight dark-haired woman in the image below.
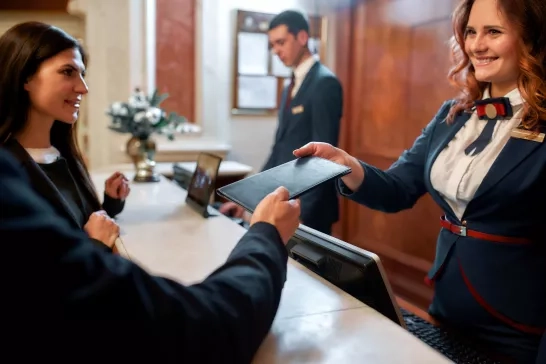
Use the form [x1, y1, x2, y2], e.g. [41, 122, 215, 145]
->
[0, 21, 130, 251]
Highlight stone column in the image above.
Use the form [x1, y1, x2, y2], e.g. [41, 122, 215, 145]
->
[67, 0, 156, 169]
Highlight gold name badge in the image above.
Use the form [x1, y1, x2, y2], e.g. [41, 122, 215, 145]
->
[291, 105, 304, 114]
[510, 128, 545, 143]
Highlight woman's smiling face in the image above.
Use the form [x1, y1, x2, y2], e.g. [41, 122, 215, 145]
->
[464, 0, 520, 96]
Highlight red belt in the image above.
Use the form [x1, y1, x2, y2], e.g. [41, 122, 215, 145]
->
[440, 216, 532, 244]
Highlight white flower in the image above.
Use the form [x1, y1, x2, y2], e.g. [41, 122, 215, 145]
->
[129, 90, 149, 109]
[133, 111, 147, 123]
[177, 123, 201, 133]
[118, 106, 129, 116]
[111, 102, 123, 112]
[108, 102, 130, 117]
[145, 107, 163, 125]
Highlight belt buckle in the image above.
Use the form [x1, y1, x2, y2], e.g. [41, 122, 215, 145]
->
[458, 226, 467, 236]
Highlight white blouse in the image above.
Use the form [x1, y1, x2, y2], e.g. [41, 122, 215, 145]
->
[25, 146, 61, 164]
[430, 88, 524, 220]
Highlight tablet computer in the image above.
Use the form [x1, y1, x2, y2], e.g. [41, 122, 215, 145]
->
[217, 156, 351, 213]
[185, 152, 222, 217]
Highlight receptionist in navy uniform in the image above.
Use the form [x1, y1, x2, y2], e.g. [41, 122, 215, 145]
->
[295, 0, 545, 362]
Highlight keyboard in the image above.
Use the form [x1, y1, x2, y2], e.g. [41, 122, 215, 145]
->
[401, 308, 502, 364]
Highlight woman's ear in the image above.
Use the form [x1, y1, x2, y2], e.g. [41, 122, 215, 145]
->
[23, 76, 34, 92]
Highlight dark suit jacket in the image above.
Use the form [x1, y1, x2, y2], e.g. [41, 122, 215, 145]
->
[538, 334, 546, 364]
[3, 139, 124, 250]
[338, 100, 545, 362]
[0, 148, 288, 363]
[263, 61, 343, 234]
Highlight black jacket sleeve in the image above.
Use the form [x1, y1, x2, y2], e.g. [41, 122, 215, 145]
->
[537, 333, 545, 364]
[0, 148, 288, 363]
[102, 193, 125, 217]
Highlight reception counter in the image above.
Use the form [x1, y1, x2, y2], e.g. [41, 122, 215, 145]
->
[99, 160, 253, 179]
[90, 171, 452, 364]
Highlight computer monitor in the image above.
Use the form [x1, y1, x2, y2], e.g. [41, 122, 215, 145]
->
[185, 152, 222, 218]
[288, 224, 406, 328]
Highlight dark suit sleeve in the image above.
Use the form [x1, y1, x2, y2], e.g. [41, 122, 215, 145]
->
[537, 333, 546, 364]
[337, 101, 452, 213]
[89, 237, 114, 252]
[0, 149, 288, 363]
[102, 193, 125, 217]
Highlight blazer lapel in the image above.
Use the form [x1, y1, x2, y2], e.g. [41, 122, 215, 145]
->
[472, 130, 543, 201]
[290, 62, 319, 106]
[424, 112, 472, 220]
[5, 140, 82, 228]
[276, 62, 320, 142]
[276, 88, 290, 143]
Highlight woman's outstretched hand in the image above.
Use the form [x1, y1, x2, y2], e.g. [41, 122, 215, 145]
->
[293, 142, 365, 192]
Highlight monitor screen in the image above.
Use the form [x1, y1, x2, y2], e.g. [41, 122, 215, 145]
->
[288, 225, 405, 328]
[186, 153, 222, 212]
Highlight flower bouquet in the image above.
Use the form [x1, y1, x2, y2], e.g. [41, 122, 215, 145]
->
[107, 87, 199, 140]
[106, 88, 199, 182]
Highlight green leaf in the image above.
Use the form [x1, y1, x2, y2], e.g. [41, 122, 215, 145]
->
[108, 125, 129, 134]
[149, 89, 169, 107]
[153, 117, 169, 129]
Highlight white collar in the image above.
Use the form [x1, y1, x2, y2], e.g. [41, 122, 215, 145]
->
[293, 54, 318, 83]
[25, 146, 61, 164]
[483, 87, 523, 106]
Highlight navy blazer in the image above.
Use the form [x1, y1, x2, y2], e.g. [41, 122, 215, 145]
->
[0, 148, 288, 363]
[263, 61, 343, 233]
[339, 100, 545, 361]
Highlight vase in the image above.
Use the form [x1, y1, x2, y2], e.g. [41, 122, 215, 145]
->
[126, 135, 160, 182]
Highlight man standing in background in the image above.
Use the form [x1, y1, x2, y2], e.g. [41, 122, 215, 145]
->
[221, 9, 343, 236]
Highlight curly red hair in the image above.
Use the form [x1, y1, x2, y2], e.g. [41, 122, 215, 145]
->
[447, 0, 546, 131]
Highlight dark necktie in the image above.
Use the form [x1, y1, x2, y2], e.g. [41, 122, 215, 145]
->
[284, 73, 295, 110]
[464, 97, 513, 156]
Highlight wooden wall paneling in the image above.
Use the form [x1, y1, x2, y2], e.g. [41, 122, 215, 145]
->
[346, 1, 368, 161]
[331, 1, 356, 240]
[336, 0, 459, 310]
[0, 0, 68, 12]
[332, 0, 373, 241]
[155, 0, 196, 122]
[407, 17, 456, 139]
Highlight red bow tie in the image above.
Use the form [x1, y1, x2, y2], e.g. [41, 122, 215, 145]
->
[475, 97, 513, 120]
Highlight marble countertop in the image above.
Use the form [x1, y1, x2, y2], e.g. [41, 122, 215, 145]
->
[91, 171, 451, 363]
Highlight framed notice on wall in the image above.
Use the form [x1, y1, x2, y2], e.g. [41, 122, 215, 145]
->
[231, 9, 326, 115]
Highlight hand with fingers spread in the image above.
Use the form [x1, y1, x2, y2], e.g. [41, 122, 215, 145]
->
[83, 210, 120, 248]
[104, 172, 131, 200]
[293, 142, 365, 192]
[251, 186, 301, 244]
